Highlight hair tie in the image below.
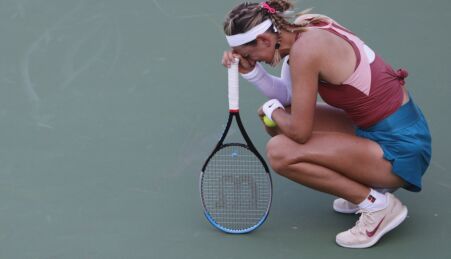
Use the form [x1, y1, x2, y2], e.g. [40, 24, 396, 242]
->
[260, 2, 276, 14]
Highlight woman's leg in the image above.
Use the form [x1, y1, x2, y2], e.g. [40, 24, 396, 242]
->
[265, 102, 404, 203]
[266, 102, 408, 249]
[310, 102, 356, 134]
[262, 102, 355, 136]
[266, 132, 404, 203]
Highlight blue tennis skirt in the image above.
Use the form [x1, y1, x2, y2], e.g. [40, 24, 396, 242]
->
[355, 97, 432, 192]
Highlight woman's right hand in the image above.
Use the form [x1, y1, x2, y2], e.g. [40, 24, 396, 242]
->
[221, 50, 256, 74]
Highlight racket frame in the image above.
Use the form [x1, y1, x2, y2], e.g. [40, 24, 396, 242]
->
[200, 111, 273, 234]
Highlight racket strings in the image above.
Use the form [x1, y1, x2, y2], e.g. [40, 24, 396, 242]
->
[201, 145, 271, 231]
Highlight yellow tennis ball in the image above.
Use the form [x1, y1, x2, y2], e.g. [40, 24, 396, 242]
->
[263, 116, 277, 128]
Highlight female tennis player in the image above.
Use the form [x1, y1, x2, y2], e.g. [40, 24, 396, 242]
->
[221, 0, 431, 248]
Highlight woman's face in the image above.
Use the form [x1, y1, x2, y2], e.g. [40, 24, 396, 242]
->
[232, 33, 277, 64]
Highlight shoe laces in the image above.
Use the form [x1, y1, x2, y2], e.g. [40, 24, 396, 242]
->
[350, 210, 377, 235]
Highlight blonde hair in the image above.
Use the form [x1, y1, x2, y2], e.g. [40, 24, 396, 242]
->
[223, 0, 328, 41]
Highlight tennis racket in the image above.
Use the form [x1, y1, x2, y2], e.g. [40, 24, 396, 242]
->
[200, 59, 272, 234]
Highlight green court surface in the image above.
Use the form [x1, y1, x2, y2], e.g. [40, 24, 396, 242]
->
[1, 0, 450, 258]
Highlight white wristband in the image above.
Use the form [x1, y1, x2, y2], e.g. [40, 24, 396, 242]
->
[263, 99, 284, 121]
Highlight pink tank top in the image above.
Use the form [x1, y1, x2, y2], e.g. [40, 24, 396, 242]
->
[302, 19, 408, 128]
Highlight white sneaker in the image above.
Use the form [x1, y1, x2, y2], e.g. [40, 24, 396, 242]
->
[333, 188, 398, 214]
[335, 193, 408, 248]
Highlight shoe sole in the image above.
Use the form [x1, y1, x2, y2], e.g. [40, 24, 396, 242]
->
[336, 206, 408, 248]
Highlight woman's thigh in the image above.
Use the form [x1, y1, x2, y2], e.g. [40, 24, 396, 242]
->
[312, 102, 355, 134]
[285, 102, 355, 134]
[266, 132, 405, 188]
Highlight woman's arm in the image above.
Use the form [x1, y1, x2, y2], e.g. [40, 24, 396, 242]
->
[241, 58, 292, 106]
[270, 31, 323, 144]
[222, 51, 292, 105]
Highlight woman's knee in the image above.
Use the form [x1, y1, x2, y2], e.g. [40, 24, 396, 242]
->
[266, 135, 287, 172]
[266, 135, 302, 173]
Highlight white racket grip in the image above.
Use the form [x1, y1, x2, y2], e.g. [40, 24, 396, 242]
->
[228, 58, 239, 111]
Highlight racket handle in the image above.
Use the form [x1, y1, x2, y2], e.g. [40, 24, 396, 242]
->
[228, 58, 239, 112]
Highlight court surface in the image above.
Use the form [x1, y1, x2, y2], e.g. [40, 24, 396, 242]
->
[1, 0, 450, 258]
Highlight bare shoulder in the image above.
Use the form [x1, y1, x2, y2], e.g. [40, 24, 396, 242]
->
[290, 29, 332, 63]
[291, 26, 357, 85]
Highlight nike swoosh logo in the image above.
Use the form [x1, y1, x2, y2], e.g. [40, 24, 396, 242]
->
[366, 217, 385, 237]
[268, 104, 274, 108]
